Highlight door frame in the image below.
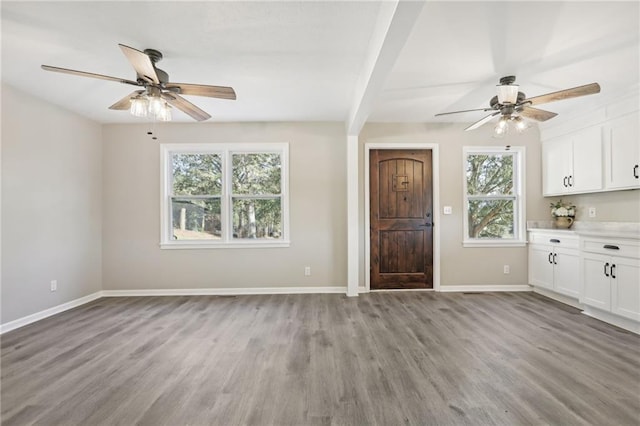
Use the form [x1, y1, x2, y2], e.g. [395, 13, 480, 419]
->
[364, 143, 441, 293]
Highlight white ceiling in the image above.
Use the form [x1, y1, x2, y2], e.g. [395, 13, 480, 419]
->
[2, 1, 638, 128]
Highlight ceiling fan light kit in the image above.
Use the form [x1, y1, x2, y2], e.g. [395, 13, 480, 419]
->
[41, 44, 236, 122]
[493, 114, 531, 138]
[130, 87, 172, 121]
[435, 76, 601, 136]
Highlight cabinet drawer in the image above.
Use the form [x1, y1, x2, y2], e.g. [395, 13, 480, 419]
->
[529, 232, 578, 248]
[581, 238, 640, 259]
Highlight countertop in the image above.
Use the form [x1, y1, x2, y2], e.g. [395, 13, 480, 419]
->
[527, 221, 640, 240]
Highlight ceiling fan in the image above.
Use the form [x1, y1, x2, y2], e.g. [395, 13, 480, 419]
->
[41, 44, 236, 122]
[435, 76, 600, 134]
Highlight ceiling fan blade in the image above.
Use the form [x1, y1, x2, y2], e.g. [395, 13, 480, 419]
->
[523, 83, 601, 106]
[518, 106, 558, 122]
[119, 44, 159, 84]
[161, 93, 211, 121]
[435, 107, 494, 117]
[166, 83, 237, 100]
[108, 90, 144, 110]
[465, 111, 501, 131]
[41, 65, 139, 86]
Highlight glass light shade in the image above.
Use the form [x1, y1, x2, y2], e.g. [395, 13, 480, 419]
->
[156, 103, 172, 122]
[148, 96, 164, 116]
[496, 84, 519, 104]
[494, 117, 509, 138]
[130, 96, 149, 117]
[513, 116, 530, 133]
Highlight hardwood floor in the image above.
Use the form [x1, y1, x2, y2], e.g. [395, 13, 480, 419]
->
[2, 292, 639, 425]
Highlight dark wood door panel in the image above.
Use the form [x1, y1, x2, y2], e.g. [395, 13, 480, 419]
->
[370, 149, 433, 290]
[378, 159, 425, 219]
[379, 230, 425, 273]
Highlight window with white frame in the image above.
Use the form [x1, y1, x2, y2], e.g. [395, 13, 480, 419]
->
[160, 143, 289, 248]
[463, 146, 525, 247]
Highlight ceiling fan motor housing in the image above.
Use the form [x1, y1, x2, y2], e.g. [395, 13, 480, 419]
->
[490, 91, 526, 109]
[143, 49, 169, 84]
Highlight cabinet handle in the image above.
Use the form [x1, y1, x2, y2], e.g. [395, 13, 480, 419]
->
[563, 176, 568, 187]
[634, 164, 639, 179]
[568, 175, 573, 187]
[604, 262, 610, 277]
[548, 253, 553, 264]
[553, 253, 557, 265]
[611, 264, 616, 279]
[550, 239, 560, 243]
[603, 245, 620, 250]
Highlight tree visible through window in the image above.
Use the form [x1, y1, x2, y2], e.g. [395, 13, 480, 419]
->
[463, 147, 525, 246]
[160, 144, 289, 248]
[232, 153, 282, 239]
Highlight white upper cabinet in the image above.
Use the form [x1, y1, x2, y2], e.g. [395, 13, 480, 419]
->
[542, 125, 603, 196]
[543, 138, 573, 195]
[540, 92, 639, 196]
[604, 113, 640, 190]
[572, 126, 604, 192]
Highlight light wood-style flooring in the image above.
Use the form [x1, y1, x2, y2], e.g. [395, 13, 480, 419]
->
[2, 292, 639, 425]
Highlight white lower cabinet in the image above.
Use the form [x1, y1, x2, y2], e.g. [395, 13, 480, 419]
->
[529, 230, 640, 332]
[528, 232, 580, 298]
[581, 237, 640, 322]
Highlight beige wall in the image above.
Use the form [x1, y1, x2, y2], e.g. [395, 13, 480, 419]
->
[360, 122, 550, 288]
[547, 188, 640, 223]
[1, 84, 102, 323]
[101, 122, 347, 290]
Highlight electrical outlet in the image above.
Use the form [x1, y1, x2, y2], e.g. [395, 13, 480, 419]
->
[588, 207, 596, 218]
[304, 266, 311, 276]
[503, 265, 510, 274]
[50, 280, 57, 292]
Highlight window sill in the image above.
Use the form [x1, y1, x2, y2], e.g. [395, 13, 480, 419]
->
[463, 240, 527, 248]
[160, 240, 291, 250]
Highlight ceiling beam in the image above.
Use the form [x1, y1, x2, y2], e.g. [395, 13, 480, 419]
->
[346, 0, 426, 136]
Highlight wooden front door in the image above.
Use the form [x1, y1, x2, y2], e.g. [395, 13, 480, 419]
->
[370, 149, 433, 289]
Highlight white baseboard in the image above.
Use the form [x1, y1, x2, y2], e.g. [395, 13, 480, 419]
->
[532, 287, 582, 309]
[582, 306, 640, 334]
[439, 284, 532, 293]
[358, 285, 531, 294]
[101, 286, 347, 297]
[0, 291, 103, 334]
[369, 288, 435, 293]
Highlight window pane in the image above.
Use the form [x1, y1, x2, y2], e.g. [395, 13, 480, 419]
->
[232, 198, 282, 239]
[172, 153, 222, 195]
[232, 153, 281, 195]
[468, 199, 514, 239]
[466, 154, 513, 195]
[172, 198, 221, 240]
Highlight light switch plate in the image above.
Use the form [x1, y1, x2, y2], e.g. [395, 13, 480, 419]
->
[443, 206, 452, 215]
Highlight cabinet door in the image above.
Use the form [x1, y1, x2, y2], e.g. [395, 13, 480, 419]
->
[606, 114, 640, 190]
[611, 256, 640, 321]
[542, 138, 572, 196]
[571, 126, 603, 193]
[529, 244, 554, 289]
[582, 253, 611, 310]
[553, 248, 580, 298]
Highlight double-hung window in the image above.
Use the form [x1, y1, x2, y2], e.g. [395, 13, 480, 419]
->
[463, 146, 525, 247]
[160, 143, 289, 248]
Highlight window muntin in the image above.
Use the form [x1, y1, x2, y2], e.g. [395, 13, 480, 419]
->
[463, 147, 525, 247]
[161, 144, 289, 248]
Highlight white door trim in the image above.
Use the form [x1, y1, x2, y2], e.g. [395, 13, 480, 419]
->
[364, 143, 441, 293]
